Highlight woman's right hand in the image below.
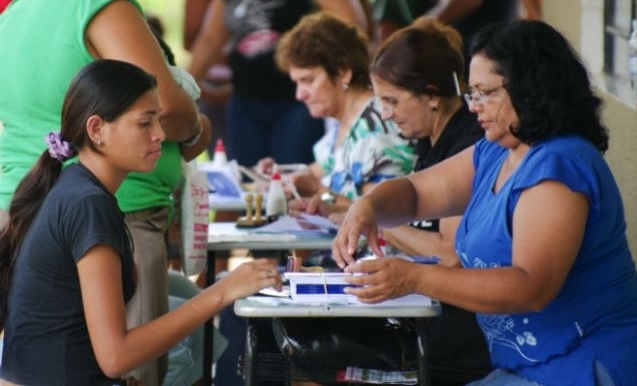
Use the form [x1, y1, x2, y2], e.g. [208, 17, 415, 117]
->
[212, 259, 281, 304]
[287, 197, 313, 218]
[255, 157, 276, 175]
[290, 169, 320, 197]
[332, 197, 380, 269]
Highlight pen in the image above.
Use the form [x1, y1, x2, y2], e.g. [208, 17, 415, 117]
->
[281, 174, 302, 200]
[410, 256, 441, 265]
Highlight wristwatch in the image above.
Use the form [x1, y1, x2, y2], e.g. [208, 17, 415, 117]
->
[320, 191, 337, 205]
[181, 122, 203, 147]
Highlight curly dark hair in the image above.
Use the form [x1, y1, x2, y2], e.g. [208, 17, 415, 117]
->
[471, 20, 609, 152]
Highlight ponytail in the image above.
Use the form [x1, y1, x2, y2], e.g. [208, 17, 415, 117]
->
[0, 135, 73, 329]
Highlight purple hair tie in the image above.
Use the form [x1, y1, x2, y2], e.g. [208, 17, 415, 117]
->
[45, 132, 75, 162]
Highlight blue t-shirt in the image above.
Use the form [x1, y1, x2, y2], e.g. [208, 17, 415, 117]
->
[1, 163, 136, 385]
[455, 136, 637, 386]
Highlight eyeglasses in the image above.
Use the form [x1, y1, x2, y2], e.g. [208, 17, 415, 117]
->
[375, 93, 418, 116]
[463, 84, 508, 106]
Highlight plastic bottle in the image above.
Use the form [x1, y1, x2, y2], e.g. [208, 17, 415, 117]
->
[265, 171, 287, 220]
[211, 139, 228, 167]
[629, 19, 637, 88]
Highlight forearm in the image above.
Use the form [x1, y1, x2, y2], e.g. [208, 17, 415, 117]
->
[84, 0, 202, 144]
[414, 264, 553, 314]
[383, 225, 460, 267]
[187, 0, 228, 80]
[365, 177, 419, 228]
[157, 93, 201, 142]
[427, 0, 483, 24]
[96, 287, 227, 378]
[188, 37, 223, 81]
[180, 113, 212, 161]
[199, 81, 233, 104]
[315, 0, 369, 33]
[183, 0, 211, 50]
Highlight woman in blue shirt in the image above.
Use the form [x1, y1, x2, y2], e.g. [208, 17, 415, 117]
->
[332, 20, 637, 386]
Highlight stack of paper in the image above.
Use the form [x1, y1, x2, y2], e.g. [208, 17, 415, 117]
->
[254, 214, 338, 236]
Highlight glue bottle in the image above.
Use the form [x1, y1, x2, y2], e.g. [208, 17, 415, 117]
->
[211, 139, 228, 167]
[266, 171, 287, 221]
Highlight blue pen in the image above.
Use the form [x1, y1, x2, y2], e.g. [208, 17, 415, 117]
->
[410, 256, 441, 265]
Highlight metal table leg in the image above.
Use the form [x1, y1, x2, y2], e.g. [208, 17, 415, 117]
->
[203, 249, 216, 386]
[415, 320, 431, 386]
[243, 318, 258, 386]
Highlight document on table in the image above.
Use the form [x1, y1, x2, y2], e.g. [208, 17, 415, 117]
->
[254, 214, 338, 235]
[208, 223, 297, 243]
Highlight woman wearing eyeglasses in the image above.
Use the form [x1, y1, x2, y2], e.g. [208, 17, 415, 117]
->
[367, 17, 490, 386]
[334, 20, 637, 386]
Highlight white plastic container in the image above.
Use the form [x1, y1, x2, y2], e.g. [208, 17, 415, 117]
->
[265, 171, 287, 219]
[211, 139, 228, 167]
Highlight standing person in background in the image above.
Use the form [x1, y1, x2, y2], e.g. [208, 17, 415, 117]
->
[0, 59, 281, 385]
[425, 0, 519, 78]
[370, 17, 490, 385]
[187, 0, 369, 168]
[520, 0, 542, 20]
[183, 0, 233, 155]
[334, 20, 637, 386]
[0, 1, 211, 384]
[370, 0, 437, 44]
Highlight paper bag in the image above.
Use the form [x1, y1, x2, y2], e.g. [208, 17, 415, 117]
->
[181, 160, 209, 276]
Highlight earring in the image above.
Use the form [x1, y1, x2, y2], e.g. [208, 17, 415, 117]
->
[342, 83, 349, 91]
[96, 140, 103, 147]
[431, 106, 438, 112]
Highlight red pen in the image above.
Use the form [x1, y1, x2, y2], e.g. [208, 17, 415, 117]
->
[378, 235, 387, 257]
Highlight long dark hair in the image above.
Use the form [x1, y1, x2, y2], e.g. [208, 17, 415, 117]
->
[471, 20, 609, 152]
[0, 59, 157, 329]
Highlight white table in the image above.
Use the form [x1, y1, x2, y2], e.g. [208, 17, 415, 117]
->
[235, 297, 441, 386]
[202, 223, 336, 385]
[209, 193, 247, 212]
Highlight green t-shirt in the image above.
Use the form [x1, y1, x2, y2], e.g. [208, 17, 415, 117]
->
[0, 0, 174, 212]
[115, 141, 181, 214]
